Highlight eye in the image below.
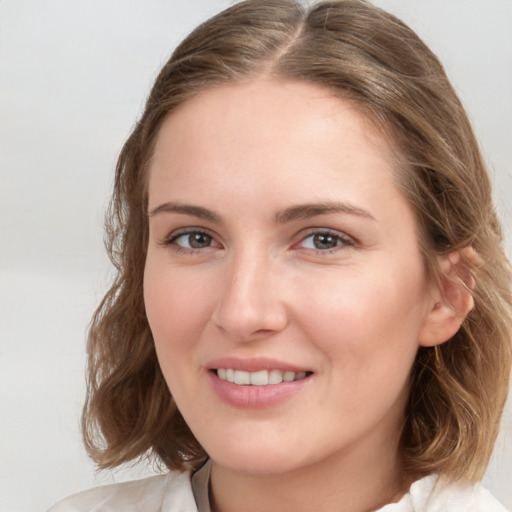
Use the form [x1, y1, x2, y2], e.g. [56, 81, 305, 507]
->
[165, 230, 217, 251]
[298, 230, 354, 252]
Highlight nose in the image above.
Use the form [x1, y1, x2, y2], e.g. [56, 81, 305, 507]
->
[211, 250, 288, 341]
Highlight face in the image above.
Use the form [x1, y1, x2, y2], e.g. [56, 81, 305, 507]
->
[144, 79, 437, 476]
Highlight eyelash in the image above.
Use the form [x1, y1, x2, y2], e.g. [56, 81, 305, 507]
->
[297, 229, 356, 254]
[161, 229, 218, 254]
[160, 228, 356, 255]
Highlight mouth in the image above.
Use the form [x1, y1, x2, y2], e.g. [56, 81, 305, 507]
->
[214, 368, 313, 386]
[207, 360, 313, 407]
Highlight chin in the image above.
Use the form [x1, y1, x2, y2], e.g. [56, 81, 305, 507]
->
[212, 453, 304, 476]
[205, 435, 320, 476]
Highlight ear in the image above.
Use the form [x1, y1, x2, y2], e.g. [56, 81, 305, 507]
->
[419, 248, 481, 348]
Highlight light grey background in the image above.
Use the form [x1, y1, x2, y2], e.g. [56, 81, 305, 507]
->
[1, 1, 511, 510]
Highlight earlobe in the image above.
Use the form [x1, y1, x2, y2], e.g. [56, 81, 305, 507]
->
[419, 248, 481, 348]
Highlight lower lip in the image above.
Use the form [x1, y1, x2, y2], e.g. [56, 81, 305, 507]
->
[207, 371, 311, 409]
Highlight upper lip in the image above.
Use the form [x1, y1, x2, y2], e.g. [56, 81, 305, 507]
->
[206, 357, 311, 373]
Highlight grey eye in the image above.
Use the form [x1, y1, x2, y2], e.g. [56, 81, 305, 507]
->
[313, 233, 339, 250]
[301, 232, 342, 250]
[174, 231, 213, 249]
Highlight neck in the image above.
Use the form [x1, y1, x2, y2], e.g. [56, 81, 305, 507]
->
[209, 433, 410, 512]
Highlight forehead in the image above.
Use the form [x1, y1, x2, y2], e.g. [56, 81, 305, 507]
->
[149, 78, 400, 191]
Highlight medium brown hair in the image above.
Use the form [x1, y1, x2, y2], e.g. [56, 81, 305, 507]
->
[82, 0, 512, 482]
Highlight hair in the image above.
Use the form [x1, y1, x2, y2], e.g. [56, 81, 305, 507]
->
[82, 0, 512, 483]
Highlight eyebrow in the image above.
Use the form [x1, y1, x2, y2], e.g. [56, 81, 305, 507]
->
[148, 202, 221, 222]
[148, 200, 375, 223]
[274, 202, 375, 224]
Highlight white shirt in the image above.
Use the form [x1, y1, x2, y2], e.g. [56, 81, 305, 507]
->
[48, 462, 509, 512]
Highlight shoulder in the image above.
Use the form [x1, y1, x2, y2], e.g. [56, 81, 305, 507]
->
[47, 470, 197, 512]
[405, 474, 509, 512]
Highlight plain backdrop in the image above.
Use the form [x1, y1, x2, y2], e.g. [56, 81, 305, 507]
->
[1, 1, 511, 511]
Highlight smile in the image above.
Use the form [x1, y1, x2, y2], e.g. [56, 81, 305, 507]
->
[216, 368, 310, 386]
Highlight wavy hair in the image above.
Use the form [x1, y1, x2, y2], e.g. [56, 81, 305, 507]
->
[82, 0, 512, 482]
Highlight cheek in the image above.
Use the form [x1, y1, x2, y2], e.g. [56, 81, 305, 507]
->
[143, 260, 213, 361]
[143, 260, 217, 408]
[296, 265, 428, 380]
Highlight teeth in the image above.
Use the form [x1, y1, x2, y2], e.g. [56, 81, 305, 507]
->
[234, 370, 250, 385]
[268, 369, 283, 385]
[250, 370, 268, 385]
[216, 368, 309, 386]
[283, 371, 295, 382]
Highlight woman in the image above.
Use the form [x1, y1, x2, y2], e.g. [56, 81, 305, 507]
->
[50, 1, 512, 510]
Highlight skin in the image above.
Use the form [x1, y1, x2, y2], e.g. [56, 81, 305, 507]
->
[144, 78, 460, 512]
